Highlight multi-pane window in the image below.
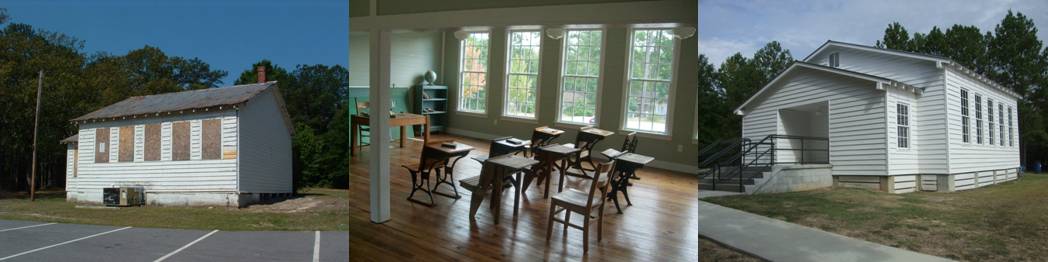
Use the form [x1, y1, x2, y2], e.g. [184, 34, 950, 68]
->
[559, 29, 603, 125]
[961, 89, 970, 143]
[897, 103, 909, 148]
[1008, 107, 1014, 147]
[624, 29, 676, 134]
[458, 32, 489, 113]
[504, 31, 541, 118]
[975, 94, 983, 144]
[999, 104, 1005, 146]
[988, 99, 995, 145]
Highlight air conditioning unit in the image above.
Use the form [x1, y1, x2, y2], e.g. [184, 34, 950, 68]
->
[103, 187, 144, 207]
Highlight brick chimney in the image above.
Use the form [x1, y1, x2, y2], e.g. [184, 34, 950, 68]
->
[256, 66, 266, 83]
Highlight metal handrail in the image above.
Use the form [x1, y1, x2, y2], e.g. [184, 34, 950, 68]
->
[701, 134, 830, 192]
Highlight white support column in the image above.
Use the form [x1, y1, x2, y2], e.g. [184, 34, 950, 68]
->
[368, 29, 392, 223]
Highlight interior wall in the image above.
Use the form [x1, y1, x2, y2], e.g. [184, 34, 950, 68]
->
[442, 27, 699, 170]
[349, 30, 444, 140]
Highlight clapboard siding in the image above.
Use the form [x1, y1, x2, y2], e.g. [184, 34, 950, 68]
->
[238, 90, 293, 193]
[886, 88, 919, 175]
[893, 175, 917, 193]
[742, 68, 887, 176]
[944, 68, 1020, 173]
[951, 168, 1019, 191]
[811, 47, 950, 175]
[72, 110, 239, 195]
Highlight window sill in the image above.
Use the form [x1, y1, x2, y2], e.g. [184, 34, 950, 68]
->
[501, 116, 538, 124]
[621, 129, 672, 141]
[454, 111, 487, 118]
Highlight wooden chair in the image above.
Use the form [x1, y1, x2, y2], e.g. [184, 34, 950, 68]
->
[547, 161, 614, 253]
[354, 97, 371, 147]
[401, 146, 446, 206]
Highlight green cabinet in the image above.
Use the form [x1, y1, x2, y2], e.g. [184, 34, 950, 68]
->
[414, 85, 448, 133]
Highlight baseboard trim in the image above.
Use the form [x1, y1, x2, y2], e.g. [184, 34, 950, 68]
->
[446, 127, 699, 174]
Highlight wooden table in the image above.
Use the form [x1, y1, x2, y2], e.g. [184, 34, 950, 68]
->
[480, 155, 539, 223]
[426, 141, 473, 200]
[351, 113, 430, 156]
[607, 152, 654, 213]
[580, 126, 614, 138]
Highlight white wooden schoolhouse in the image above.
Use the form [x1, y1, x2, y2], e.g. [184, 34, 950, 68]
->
[732, 40, 1021, 193]
[64, 80, 293, 206]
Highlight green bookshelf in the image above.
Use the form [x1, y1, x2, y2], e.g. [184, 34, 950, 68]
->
[414, 84, 448, 134]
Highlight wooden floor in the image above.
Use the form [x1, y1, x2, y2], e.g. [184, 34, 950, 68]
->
[349, 134, 699, 261]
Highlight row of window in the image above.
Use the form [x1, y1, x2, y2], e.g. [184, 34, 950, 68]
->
[959, 89, 1014, 147]
[457, 28, 679, 135]
[92, 119, 229, 164]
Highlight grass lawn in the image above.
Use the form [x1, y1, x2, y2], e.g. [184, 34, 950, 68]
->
[704, 173, 1048, 261]
[0, 188, 348, 231]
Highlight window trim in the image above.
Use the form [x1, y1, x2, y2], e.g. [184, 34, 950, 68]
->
[1008, 106, 1014, 147]
[988, 99, 995, 145]
[456, 31, 491, 115]
[502, 29, 543, 121]
[619, 27, 681, 137]
[998, 103, 1005, 147]
[555, 28, 606, 126]
[974, 93, 983, 144]
[960, 89, 970, 143]
[897, 103, 910, 149]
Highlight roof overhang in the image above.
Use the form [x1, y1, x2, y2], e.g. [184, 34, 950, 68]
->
[804, 40, 1021, 100]
[733, 62, 920, 116]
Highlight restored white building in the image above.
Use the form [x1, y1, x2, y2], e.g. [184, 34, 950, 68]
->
[733, 40, 1021, 193]
[64, 81, 293, 206]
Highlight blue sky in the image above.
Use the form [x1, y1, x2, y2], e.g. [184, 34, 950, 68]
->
[4, 0, 348, 85]
[700, 0, 1048, 67]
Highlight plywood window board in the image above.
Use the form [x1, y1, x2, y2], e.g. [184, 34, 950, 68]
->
[144, 124, 161, 161]
[172, 121, 191, 161]
[202, 119, 222, 160]
[119, 126, 134, 162]
[95, 128, 109, 163]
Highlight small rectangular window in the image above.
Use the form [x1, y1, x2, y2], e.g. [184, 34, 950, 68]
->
[95, 128, 110, 163]
[975, 94, 983, 144]
[144, 124, 161, 161]
[829, 53, 840, 68]
[897, 103, 909, 148]
[172, 121, 191, 161]
[988, 99, 995, 145]
[960, 89, 969, 143]
[202, 119, 222, 160]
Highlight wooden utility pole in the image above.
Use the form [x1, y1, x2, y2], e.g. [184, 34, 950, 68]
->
[30, 70, 42, 201]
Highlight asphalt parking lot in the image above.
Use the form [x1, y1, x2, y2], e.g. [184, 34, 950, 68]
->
[0, 220, 348, 262]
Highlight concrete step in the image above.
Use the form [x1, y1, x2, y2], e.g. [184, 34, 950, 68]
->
[699, 183, 745, 192]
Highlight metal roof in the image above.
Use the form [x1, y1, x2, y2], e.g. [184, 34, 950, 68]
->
[72, 82, 276, 122]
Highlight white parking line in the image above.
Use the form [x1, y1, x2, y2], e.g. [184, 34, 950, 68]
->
[0, 226, 131, 261]
[313, 231, 320, 262]
[0, 223, 55, 233]
[154, 229, 218, 262]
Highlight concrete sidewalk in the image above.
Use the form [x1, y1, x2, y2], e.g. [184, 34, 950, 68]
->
[698, 201, 954, 262]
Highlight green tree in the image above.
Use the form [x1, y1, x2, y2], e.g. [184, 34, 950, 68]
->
[751, 41, 794, 85]
[876, 22, 913, 51]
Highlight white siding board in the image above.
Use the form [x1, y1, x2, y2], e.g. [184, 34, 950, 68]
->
[742, 68, 888, 177]
[944, 68, 1020, 174]
[237, 90, 293, 193]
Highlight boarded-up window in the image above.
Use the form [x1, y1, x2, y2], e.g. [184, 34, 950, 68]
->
[144, 124, 161, 161]
[202, 119, 222, 160]
[95, 128, 109, 163]
[119, 126, 134, 162]
[172, 121, 191, 161]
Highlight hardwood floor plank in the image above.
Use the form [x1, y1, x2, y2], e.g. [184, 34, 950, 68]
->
[349, 134, 699, 261]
